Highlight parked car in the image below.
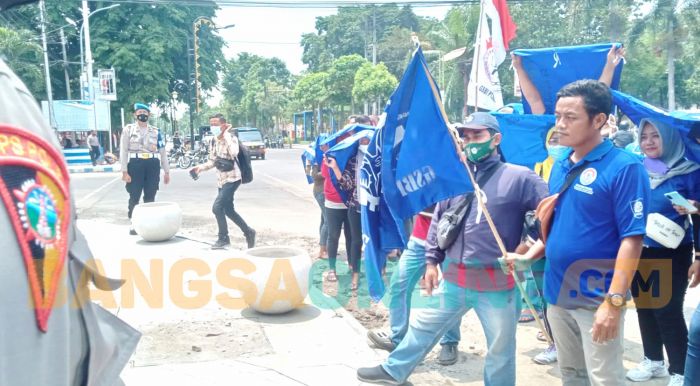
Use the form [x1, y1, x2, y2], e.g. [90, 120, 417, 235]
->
[235, 127, 266, 159]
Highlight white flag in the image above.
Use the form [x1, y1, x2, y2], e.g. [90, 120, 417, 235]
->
[466, 0, 515, 111]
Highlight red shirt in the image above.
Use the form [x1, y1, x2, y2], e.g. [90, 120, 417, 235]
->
[411, 213, 432, 241]
[321, 162, 343, 204]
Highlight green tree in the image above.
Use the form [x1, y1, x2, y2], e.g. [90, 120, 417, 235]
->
[352, 62, 397, 106]
[0, 27, 44, 96]
[293, 71, 329, 136]
[327, 54, 369, 114]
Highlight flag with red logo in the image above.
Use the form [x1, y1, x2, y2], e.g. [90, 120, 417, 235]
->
[466, 0, 517, 111]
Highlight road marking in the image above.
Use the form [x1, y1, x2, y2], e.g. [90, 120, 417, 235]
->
[258, 172, 314, 202]
[77, 175, 121, 211]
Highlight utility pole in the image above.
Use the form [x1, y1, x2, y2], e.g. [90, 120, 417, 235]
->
[39, 0, 54, 128]
[60, 28, 72, 100]
[82, 0, 99, 132]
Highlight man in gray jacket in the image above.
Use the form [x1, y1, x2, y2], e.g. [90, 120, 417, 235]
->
[0, 41, 140, 386]
[358, 112, 549, 386]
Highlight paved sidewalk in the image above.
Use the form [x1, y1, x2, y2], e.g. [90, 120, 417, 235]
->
[68, 163, 121, 173]
[77, 220, 388, 386]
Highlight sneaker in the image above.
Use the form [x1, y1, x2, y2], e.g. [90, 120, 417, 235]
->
[356, 366, 402, 385]
[245, 228, 256, 249]
[626, 357, 669, 382]
[533, 345, 558, 365]
[367, 330, 395, 352]
[129, 227, 137, 236]
[437, 344, 458, 366]
[211, 239, 230, 250]
[667, 374, 684, 386]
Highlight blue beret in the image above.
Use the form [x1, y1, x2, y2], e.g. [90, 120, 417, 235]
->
[134, 103, 150, 112]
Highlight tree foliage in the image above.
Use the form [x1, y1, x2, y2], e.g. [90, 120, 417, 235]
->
[352, 62, 397, 104]
[0, 27, 44, 95]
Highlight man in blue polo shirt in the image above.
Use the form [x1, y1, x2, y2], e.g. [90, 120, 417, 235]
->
[506, 80, 650, 385]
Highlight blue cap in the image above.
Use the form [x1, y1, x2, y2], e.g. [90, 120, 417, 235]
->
[134, 103, 150, 112]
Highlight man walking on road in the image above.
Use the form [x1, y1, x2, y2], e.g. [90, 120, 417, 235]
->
[119, 103, 170, 234]
[192, 113, 256, 250]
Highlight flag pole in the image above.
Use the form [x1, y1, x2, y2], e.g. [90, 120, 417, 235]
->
[472, 0, 486, 115]
[426, 49, 554, 346]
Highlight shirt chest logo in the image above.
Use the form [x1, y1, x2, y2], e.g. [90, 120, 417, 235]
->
[579, 168, 597, 186]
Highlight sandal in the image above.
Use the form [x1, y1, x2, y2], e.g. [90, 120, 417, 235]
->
[519, 309, 535, 323]
[326, 270, 337, 282]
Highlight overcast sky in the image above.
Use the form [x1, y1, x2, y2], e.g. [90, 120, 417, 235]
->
[213, 4, 452, 75]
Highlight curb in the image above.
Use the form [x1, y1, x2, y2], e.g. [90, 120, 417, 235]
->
[69, 164, 121, 173]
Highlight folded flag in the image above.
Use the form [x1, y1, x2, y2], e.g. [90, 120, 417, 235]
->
[513, 43, 624, 114]
[320, 123, 374, 151]
[313, 133, 329, 166]
[382, 48, 473, 221]
[612, 89, 700, 163]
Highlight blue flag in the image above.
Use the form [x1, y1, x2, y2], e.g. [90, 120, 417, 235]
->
[360, 128, 407, 301]
[493, 113, 555, 169]
[612, 89, 700, 163]
[326, 130, 375, 202]
[301, 144, 316, 184]
[313, 133, 329, 166]
[381, 48, 472, 221]
[513, 43, 623, 114]
[320, 123, 374, 150]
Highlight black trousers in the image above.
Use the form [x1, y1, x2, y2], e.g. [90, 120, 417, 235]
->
[632, 243, 694, 375]
[90, 145, 100, 165]
[325, 206, 351, 272]
[347, 209, 362, 273]
[126, 158, 160, 218]
[213, 181, 250, 241]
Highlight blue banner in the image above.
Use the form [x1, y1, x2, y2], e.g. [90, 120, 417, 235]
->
[493, 113, 555, 169]
[381, 48, 473, 221]
[612, 89, 700, 163]
[513, 43, 623, 114]
[313, 133, 329, 166]
[360, 128, 407, 301]
[320, 123, 374, 150]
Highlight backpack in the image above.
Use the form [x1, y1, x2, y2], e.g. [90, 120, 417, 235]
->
[236, 143, 253, 184]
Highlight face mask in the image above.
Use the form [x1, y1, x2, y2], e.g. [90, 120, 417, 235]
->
[136, 114, 149, 123]
[643, 157, 669, 175]
[465, 137, 494, 163]
[358, 144, 369, 153]
[547, 145, 570, 161]
[210, 126, 221, 136]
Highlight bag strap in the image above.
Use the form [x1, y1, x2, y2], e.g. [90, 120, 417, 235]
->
[558, 161, 590, 195]
[452, 161, 504, 216]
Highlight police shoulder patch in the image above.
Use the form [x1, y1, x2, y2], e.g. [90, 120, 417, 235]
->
[0, 124, 71, 333]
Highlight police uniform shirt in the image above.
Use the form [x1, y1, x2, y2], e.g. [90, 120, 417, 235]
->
[0, 58, 140, 386]
[544, 139, 651, 309]
[119, 123, 169, 173]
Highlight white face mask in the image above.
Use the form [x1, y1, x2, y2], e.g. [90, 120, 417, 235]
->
[358, 144, 369, 153]
[210, 126, 221, 136]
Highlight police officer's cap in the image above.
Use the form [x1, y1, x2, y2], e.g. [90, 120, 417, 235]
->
[134, 103, 150, 112]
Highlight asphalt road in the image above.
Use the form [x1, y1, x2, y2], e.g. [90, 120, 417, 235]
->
[73, 147, 321, 246]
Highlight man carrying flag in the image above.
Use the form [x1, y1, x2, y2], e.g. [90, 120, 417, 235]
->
[357, 113, 548, 386]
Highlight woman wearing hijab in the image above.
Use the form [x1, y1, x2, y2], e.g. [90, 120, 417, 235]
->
[626, 119, 700, 386]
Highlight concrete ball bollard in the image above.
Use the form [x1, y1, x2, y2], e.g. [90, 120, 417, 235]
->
[132, 202, 182, 242]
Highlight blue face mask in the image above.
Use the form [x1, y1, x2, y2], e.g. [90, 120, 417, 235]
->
[547, 145, 570, 160]
[210, 126, 221, 137]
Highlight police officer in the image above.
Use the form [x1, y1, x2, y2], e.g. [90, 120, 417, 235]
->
[119, 103, 170, 234]
[0, 39, 139, 386]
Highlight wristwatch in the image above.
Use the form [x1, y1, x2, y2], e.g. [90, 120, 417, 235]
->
[606, 293, 626, 308]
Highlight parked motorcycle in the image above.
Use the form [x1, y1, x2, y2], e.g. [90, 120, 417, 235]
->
[168, 146, 191, 169]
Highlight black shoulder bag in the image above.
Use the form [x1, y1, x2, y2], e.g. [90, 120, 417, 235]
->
[436, 162, 502, 250]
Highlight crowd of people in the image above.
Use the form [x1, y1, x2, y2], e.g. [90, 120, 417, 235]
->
[303, 48, 700, 386]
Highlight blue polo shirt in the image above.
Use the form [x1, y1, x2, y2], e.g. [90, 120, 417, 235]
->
[644, 169, 700, 248]
[544, 139, 650, 309]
